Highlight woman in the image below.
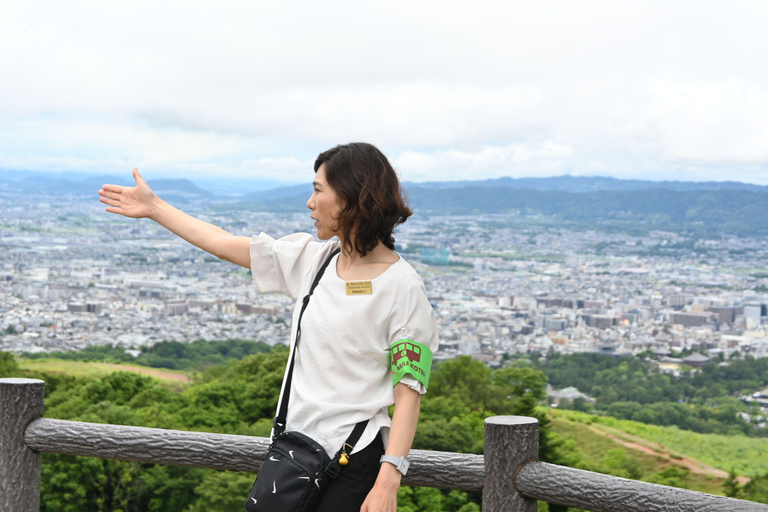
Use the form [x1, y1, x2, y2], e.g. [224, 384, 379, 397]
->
[98, 142, 439, 512]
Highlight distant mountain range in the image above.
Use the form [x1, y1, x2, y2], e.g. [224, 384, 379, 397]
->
[2, 170, 767, 235]
[408, 175, 768, 193]
[4, 169, 768, 196]
[0, 172, 209, 202]
[222, 176, 768, 236]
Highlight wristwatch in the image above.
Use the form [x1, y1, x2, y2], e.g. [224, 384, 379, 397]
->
[380, 455, 410, 475]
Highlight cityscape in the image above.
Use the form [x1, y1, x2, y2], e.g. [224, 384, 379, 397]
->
[3, 3, 767, 509]
[3, 187, 768, 379]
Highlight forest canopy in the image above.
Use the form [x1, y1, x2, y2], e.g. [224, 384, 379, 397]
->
[4, 343, 768, 511]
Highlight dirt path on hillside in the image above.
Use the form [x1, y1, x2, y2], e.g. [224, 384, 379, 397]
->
[98, 363, 192, 383]
[587, 424, 750, 485]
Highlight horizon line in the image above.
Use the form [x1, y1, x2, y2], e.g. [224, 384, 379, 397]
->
[2, 168, 768, 188]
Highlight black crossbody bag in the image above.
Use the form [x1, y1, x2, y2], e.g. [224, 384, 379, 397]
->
[245, 248, 368, 512]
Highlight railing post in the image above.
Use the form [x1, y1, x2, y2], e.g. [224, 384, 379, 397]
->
[483, 416, 539, 512]
[1, 378, 45, 512]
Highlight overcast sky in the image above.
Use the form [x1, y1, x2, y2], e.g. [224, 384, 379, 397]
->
[1, 0, 767, 185]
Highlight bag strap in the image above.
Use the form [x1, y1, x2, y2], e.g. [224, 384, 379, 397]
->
[274, 246, 340, 437]
[325, 419, 367, 478]
[272, 246, 370, 477]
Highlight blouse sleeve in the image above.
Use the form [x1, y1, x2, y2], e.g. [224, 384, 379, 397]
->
[249, 232, 328, 300]
[387, 279, 440, 395]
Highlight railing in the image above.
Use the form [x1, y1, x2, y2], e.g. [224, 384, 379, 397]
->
[2, 378, 767, 512]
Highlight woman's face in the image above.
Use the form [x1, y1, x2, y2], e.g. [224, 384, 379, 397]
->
[307, 164, 344, 240]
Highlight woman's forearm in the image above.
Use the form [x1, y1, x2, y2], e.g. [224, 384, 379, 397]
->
[373, 384, 421, 486]
[361, 383, 420, 511]
[385, 383, 421, 458]
[100, 169, 252, 268]
[150, 198, 252, 268]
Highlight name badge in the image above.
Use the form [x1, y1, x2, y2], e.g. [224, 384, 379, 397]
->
[346, 281, 373, 296]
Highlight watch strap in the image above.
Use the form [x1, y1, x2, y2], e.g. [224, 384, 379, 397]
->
[380, 454, 409, 475]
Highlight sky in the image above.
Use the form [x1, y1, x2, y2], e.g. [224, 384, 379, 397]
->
[1, 0, 767, 186]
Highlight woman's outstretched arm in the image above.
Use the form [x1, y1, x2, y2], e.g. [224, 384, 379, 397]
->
[99, 168, 252, 268]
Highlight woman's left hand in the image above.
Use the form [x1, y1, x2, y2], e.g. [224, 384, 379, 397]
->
[360, 463, 401, 512]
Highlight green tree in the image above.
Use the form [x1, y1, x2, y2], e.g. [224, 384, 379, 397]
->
[741, 472, 768, 505]
[41, 455, 143, 512]
[534, 352, 768, 436]
[571, 396, 590, 412]
[0, 351, 20, 378]
[31, 343, 587, 512]
[185, 471, 255, 512]
[603, 449, 642, 480]
[428, 356, 494, 407]
[723, 468, 741, 498]
[645, 466, 690, 489]
[422, 356, 576, 512]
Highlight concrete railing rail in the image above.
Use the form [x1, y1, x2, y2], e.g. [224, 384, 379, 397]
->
[2, 378, 767, 512]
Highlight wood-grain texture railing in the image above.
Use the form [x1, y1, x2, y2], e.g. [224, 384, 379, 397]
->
[2, 378, 767, 512]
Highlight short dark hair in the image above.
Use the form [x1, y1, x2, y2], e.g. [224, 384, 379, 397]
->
[314, 142, 412, 257]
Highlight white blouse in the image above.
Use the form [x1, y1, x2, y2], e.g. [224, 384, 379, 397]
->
[250, 232, 439, 456]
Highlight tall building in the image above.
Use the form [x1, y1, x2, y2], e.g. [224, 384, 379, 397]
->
[67, 302, 86, 313]
[708, 306, 743, 325]
[165, 299, 188, 315]
[581, 314, 615, 329]
[668, 294, 688, 310]
[670, 312, 715, 327]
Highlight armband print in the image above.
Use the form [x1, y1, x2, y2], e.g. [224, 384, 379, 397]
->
[390, 339, 433, 390]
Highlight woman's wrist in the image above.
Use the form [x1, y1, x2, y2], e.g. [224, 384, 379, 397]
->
[376, 460, 403, 487]
[148, 196, 165, 222]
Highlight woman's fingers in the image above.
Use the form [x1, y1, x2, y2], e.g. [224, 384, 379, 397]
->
[101, 183, 124, 194]
[99, 196, 120, 207]
[99, 168, 153, 218]
[98, 189, 122, 200]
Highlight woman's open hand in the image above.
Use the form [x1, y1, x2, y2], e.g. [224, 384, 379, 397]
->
[99, 168, 156, 219]
[360, 459, 402, 512]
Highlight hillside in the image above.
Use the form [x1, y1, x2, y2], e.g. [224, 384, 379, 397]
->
[219, 183, 768, 236]
[548, 410, 730, 496]
[5, 171, 768, 235]
[6, 345, 768, 510]
[556, 410, 768, 478]
[18, 359, 192, 384]
[408, 175, 768, 193]
[550, 409, 768, 480]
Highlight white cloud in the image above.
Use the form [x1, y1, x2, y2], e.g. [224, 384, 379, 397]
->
[395, 141, 575, 181]
[1, 0, 768, 183]
[648, 80, 768, 163]
[1, 119, 247, 159]
[241, 157, 314, 180]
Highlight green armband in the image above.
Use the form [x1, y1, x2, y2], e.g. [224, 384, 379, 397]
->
[390, 339, 433, 390]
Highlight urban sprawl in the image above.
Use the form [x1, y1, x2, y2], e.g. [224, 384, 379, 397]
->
[3, 195, 768, 382]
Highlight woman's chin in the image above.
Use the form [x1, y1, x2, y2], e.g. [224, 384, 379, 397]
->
[316, 231, 340, 242]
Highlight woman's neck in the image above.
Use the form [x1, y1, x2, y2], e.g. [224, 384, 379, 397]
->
[336, 241, 399, 281]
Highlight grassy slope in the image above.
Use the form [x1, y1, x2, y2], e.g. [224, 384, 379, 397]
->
[551, 409, 768, 485]
[18, 358, 192, 384]
[549, 411, 726, 495]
